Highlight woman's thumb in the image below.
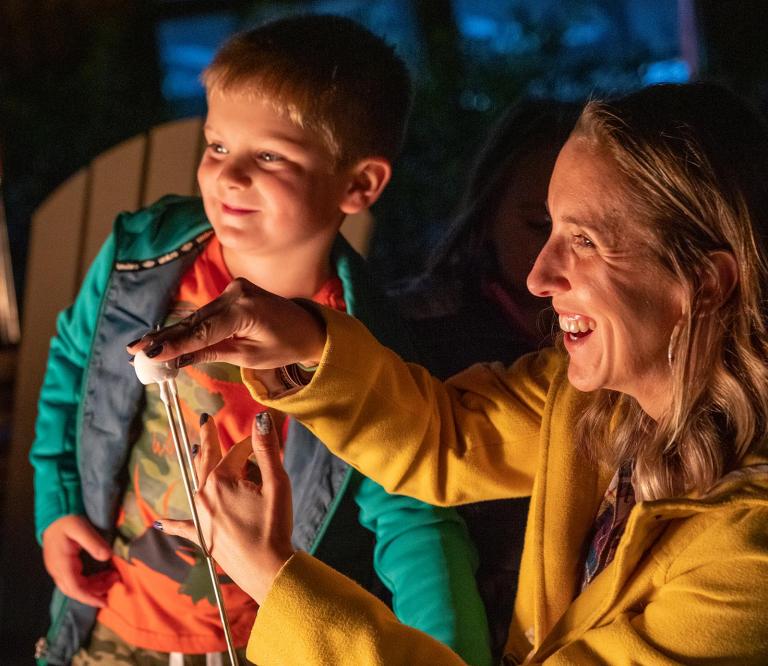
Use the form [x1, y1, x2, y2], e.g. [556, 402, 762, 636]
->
[252, 411, 284, 488]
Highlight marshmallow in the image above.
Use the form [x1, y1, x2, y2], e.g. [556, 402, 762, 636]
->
[133, 350, 179, 385]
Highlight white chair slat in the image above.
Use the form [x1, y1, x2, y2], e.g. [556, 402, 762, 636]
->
[143, 117, 205, 205]
[81, 135, 147, 275]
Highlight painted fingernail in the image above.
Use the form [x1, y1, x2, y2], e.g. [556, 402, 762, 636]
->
[191, 444, 199, 457]
[254, 411, 272, 435]
[177, 353, 194, 368]
[145, 344, 163, 359]
[126, 338, 142, 348]
[152, 520, 163, 531]
[199, 412, 209, 426]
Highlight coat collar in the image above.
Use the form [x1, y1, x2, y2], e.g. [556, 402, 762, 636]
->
[530, 458, 768, 663]
[524, 359, 768, 659]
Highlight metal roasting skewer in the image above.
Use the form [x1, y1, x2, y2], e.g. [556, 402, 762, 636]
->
[167, 379, 200, 493]
[156, 374, 240, 666]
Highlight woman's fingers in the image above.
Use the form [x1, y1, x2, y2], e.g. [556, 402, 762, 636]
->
[126, 278, 267, 362]
[215, 435, 258, 479]
[156, 409, 294, 606]
[125, 277, 327, 370]
[155, 518, 198, 546]
[196, 413, 222, 489]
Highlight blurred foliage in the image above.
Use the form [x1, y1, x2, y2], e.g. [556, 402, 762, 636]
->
[371, 2, 551, 283]
[368, 0, 660, 283]
[0, 0, 166, 301]
[2, 0, 767, 295]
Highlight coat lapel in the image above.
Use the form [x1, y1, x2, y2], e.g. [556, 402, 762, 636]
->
[532, 506, 668, 660]
[533, 377, 608, 644]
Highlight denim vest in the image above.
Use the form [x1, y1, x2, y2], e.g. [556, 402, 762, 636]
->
[39, 198, 412, 663]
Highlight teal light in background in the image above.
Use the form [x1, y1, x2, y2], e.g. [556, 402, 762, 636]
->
[641, 58, 691, 85]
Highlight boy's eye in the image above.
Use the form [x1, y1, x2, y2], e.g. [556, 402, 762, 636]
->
[207, 143, 228, 155]
[258, 152, 283, 163]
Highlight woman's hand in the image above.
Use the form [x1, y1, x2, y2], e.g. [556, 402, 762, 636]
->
[157, 412, 295, 605]
[127, 277, 326, 370]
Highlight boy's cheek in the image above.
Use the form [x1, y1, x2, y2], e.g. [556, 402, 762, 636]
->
[197, 177, 218, 209]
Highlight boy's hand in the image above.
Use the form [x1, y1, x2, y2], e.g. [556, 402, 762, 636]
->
[42, 515, 117, 607]
[127, 277, 326, 370]
[157, 412, 294, 605]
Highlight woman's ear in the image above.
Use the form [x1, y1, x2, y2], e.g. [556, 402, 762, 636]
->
[339, 158, 392, 214]
[700, 250, 738, 311]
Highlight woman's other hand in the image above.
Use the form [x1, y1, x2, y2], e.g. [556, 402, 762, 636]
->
[157, 412, 295, 605]
[127, 277, 326, 370]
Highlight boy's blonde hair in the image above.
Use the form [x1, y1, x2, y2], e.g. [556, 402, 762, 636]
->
[203, 14, 412, 168]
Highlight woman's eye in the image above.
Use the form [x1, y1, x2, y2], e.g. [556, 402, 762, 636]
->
[258, 152, 283, 163]
[573, 234, 595, 249]
[207, 143, 228, 155]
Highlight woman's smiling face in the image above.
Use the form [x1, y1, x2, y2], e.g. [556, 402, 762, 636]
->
[527, 137, 685, 419]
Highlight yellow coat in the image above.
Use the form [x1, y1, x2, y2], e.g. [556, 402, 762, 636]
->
[245, 307, 768, 665]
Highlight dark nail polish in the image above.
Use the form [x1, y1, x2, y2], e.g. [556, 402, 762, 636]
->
[177, 353, 194, 368]
[191, 444, 199, 457]
[145, 344, 163, 359]
[199, 412, 209, 426]
[126, 338, 142, 348]
[254, 411, 272, 435]
[152, 520, 163, 531]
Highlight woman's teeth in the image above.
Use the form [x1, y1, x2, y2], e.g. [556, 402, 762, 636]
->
[558, 314, 596, 334]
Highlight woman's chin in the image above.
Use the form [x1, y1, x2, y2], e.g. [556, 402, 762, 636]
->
[566, 363, 604, 394]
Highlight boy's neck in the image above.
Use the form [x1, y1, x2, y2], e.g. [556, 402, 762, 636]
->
[220, 237, 336, 299]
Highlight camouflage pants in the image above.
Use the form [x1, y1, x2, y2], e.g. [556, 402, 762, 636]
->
[71, 622, 250, 665]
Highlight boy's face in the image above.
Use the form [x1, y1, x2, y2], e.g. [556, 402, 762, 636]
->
[198, 91, 350, 259]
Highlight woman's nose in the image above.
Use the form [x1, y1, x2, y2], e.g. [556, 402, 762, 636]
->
[526, 240, 570, 297]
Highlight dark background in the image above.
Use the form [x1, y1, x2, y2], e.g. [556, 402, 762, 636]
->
[1, 0, 766, 661]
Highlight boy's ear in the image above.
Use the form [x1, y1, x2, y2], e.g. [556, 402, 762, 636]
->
[339, 158, 392, 214]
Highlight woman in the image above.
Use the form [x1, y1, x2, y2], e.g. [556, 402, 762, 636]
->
[393, 98, 579, 659]
[136, 83, 768, 664]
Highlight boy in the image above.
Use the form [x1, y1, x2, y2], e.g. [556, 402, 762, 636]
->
[31, 15, 491, 665]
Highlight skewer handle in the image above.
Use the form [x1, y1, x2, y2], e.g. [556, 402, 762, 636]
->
[159, 380, 240, 666]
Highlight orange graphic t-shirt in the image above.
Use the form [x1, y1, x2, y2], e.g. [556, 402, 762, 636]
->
[97, 236, 345, 652]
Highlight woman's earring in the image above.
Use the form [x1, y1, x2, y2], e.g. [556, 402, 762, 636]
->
[668, 320, 682, 368]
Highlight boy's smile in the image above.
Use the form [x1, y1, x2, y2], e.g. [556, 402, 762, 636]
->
[221, 202, 258, 216]
[197, 91, 352, 291]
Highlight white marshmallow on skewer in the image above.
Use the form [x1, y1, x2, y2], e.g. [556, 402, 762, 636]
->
[133, 350, 179, 385]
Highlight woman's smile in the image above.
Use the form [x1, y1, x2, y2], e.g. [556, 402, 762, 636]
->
[557, 312, 596, 335]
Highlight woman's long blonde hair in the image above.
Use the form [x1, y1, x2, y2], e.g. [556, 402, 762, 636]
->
[572, 83, 768, 501]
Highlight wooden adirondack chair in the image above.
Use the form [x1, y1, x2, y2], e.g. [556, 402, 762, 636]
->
[2, 116, 374, 654]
